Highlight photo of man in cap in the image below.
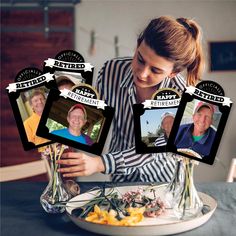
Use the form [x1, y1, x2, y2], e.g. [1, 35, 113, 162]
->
[154, 112, 175, 147]
[51, 104, 93, 146]
[175, 101, 216, 157]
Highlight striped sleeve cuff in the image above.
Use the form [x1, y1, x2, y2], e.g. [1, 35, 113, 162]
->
[101, 153, 116, 174]
[101, 151, 127, 175]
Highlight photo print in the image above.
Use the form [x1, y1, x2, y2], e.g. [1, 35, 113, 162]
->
[43, 50, 94, 87]
[167, 81, 233, 165]
[54, 71, 85, 91]
[6, 67, 57, 151]
[37, 84, 114, 155]
[133, 88, 181, 154]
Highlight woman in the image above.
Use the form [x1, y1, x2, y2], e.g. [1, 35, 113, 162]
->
[57, 16, 204, 182]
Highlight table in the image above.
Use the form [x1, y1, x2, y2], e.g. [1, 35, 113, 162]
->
[1, 182, 236, 236]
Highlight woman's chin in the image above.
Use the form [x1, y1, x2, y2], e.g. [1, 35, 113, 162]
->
[134, 80, 148, 88]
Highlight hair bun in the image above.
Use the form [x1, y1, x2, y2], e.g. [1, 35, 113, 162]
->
[177, 18, 196, 38]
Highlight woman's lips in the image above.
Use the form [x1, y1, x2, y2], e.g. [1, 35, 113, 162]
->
[135, 76, 147, 85]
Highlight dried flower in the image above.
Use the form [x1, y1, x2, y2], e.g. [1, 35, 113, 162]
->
[70, 185, 166, 226]
[41, 143, 68, 162]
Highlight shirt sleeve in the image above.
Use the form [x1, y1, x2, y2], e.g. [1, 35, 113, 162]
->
[154, 134, 167, 147]
[101, 147, 176, 182]
[96, 61, 107, 101]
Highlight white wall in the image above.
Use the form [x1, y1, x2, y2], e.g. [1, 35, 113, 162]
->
[75, 0, 236, 182]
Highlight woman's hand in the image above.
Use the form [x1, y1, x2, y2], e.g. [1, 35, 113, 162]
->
[57, 152, 105, 177]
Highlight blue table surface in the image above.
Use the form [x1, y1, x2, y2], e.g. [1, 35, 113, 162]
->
[1, 181, 236, 236]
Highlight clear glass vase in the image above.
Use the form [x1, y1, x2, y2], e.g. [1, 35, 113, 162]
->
[172, 158, 203, 220]
[164, 156, 185, 208]
[40, 160, 71, 214]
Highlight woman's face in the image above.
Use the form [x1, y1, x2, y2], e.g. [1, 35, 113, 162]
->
[131, 41, 175, 89]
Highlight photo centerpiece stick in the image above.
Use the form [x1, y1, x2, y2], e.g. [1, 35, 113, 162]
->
[6, 67, 57, 151]
[133, 88, 180, 154]
[44, 50, 94, 87]
[37, 83, 114, 155]
[166, 80, 233, 219]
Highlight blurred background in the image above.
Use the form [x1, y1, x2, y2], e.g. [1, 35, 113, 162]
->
[1, 0, 236, 182]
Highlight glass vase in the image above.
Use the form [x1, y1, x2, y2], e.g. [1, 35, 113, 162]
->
[172, 158, 203, 220]
[40, 160, 71, 214]
[173, 158, 203, 220]
[164, 155, 185, 208]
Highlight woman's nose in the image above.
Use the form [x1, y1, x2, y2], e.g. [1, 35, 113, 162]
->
[139, 66, 149, 79]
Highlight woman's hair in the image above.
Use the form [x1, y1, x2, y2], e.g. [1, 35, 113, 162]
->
[137, 16, 204, 86]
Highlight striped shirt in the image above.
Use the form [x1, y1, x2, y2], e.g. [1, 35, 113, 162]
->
[154, 133, 167, 147]
[96, 57, 186, 182]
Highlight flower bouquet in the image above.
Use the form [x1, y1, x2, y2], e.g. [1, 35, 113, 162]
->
[40, 143, 72, 214]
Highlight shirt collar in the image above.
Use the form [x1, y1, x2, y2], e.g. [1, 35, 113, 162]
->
[120, 65, 133, 88]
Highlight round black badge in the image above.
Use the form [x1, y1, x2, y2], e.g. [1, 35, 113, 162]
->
[14, 68, 42, 82]
[152, 88, 181, 101]
[55, 50, 85, 63]
[72, 84, 98, 99]
[196, 80, 225, 96]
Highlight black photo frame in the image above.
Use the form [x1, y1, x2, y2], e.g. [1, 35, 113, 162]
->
[6, 69, 56, 151]
[133, 105, 178, 154]
[209, 41, 236, 71]
[133, 88, 181, 154]
[43, 50, 94, 86]
[37, 88, 114, 155]
[167, 86, 232, 165]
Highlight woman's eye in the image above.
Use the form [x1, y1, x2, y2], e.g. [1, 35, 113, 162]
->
[138, 57, 144, 64]
[151, 68, 162, 74]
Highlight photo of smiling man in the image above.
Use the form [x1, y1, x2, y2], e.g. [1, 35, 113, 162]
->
[175, 101, 217, 157]
[51, 104, 93, 146]
[23, 89, 49, 146]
